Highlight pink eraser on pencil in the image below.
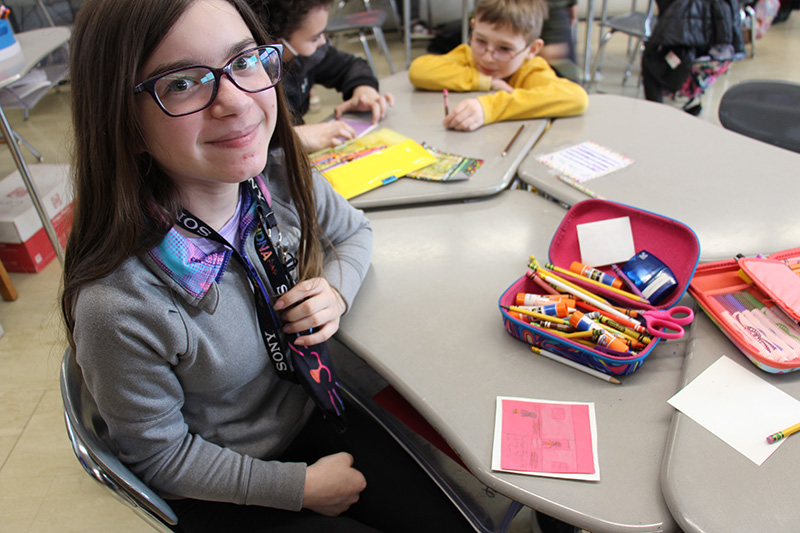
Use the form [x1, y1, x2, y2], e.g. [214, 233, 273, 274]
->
[767, 435, 776, 444]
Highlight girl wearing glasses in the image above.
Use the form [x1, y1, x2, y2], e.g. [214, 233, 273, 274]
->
[62, 0, 470, 531]
[408, 0, 588, 132]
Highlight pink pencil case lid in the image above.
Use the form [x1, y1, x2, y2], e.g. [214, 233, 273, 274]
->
[548, 199, 701, 310]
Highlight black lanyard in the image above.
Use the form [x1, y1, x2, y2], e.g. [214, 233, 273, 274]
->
[174, 179, 299, 382]
[174, 178, 346, 430]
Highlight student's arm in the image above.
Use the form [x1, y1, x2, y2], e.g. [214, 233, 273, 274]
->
[270, 166, 373, 346]
[477, 57, 589, 124]
[408, 44, 493, 92]
[294, 121, 357, 152]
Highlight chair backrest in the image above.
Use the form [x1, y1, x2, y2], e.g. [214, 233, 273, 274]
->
[59, 348, 180, 532]
[718, 80, 800, 154]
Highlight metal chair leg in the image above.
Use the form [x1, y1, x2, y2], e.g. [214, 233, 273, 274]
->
[373, 26, 395, 74]
[589, 30, 615, 89]
[357, 30, 379, 78]
[621, 37, 643, 86]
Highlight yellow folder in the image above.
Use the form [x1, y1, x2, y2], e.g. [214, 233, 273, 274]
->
[318, 134, 437, 200]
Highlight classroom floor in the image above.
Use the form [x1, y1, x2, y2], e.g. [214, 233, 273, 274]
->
[1, 13, 799, 533]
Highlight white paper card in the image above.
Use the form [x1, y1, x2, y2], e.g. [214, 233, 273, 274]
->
[535, 141, 633, 182]
[668, 355, 800, 465]
[576, 216, 635, 267]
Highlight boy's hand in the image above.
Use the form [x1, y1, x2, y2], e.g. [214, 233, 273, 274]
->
[491, 78, 514, 93]
[334, 85, 395, 124]
[273, 277, 347, 346]
[303, 452, 367, 516]
[444, 98, 486, 131]
[294, 122, 356, 152]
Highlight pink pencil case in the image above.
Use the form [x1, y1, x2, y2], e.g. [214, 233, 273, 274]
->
[689, 247, 800, 373]
[499, 199, 700, 376]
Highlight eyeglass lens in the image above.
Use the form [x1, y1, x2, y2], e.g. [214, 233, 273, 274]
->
[470, 36, 517, 62]
[154, 46, 281, 116]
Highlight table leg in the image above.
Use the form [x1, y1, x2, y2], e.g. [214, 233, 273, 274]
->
[582, 0, 596, 86]
[0, 104, 64, 265]
[462, 0, 470, 43]
[404, 0, 411, 68]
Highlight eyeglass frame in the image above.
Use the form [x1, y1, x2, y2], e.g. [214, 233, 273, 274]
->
[133, 44, 284, 118]
[468, 33, 531, 63]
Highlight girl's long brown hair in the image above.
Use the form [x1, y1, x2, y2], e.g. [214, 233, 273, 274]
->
[62, 0, 324, 347]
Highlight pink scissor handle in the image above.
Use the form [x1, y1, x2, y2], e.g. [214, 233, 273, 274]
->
[642, 306, 694, 339]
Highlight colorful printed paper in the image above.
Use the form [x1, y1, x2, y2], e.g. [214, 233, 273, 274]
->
[406, 143, 483, 182]
[492, 396, 600, 481]
[536, 141, 633, 183]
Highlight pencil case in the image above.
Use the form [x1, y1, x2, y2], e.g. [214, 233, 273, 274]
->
[688, 247, 800, 373]
[499, 199, 701, 376]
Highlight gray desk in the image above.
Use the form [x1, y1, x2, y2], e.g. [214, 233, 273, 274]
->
[347, 71, 548, 209]
[0, 26, 70, 264]
[516, 94, 800, 261]
[338, 190, 683, 532]
[661, 312, 800, 533]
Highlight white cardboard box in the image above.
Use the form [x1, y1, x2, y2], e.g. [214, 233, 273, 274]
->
[0, 164, 72, 272]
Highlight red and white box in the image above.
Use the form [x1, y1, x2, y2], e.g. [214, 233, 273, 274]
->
[0, 164, 72, 272]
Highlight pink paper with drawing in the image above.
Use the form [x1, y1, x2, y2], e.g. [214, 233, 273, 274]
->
[493, 397, 599, 480]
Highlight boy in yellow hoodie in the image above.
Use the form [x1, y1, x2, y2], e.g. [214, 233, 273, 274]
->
[409, 0, 588, 131]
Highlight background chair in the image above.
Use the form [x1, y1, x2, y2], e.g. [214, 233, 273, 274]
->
[590, 0, 658, 88]
[717, 79, 800, 154]
[59, 348, 182, 533]
[326, 9, 395, 77]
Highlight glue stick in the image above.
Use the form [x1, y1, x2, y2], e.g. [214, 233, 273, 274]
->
[515, 293, 575, 307]
[569, 311, 629, 352]
[570, 261, 624, 289]
[517, 302, 570, 318]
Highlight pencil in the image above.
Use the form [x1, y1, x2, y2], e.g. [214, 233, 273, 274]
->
[531, 346, 621, 384]
[545, 262, 650, 304]
[556, 174, 604, 199]
[766, 421, 800, 444]
[501, 124, 525, 157]
[443, 89, 449, 116]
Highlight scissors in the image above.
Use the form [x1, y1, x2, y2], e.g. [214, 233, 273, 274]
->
[637, 306, 694, 339]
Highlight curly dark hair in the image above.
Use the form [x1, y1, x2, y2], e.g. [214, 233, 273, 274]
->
[246, 0, 334, 39]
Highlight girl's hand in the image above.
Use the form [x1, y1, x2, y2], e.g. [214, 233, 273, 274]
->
[273, 278, 346, 346]
[295, 122, 356, 152]
[443, 98, 486, 131]
[334, 85, 395, 124]
[303, 452, 367, 516]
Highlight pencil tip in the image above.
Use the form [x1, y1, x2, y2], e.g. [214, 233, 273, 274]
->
[610, 377, 621, 384]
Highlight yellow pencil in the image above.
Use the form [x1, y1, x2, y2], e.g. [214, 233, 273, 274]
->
[545, 262, 650, 304]
[766, 421, 800, 444]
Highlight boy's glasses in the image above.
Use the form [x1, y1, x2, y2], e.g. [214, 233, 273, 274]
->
[469, 35, 528, 63]
[134, 44, 283, 117]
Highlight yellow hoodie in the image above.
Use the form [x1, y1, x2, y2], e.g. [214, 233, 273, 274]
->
[409, 44, 588, 124]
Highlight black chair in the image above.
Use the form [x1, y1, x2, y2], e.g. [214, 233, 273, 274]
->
[718, 80, 800, 154]
[59, 348, 181, 532]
